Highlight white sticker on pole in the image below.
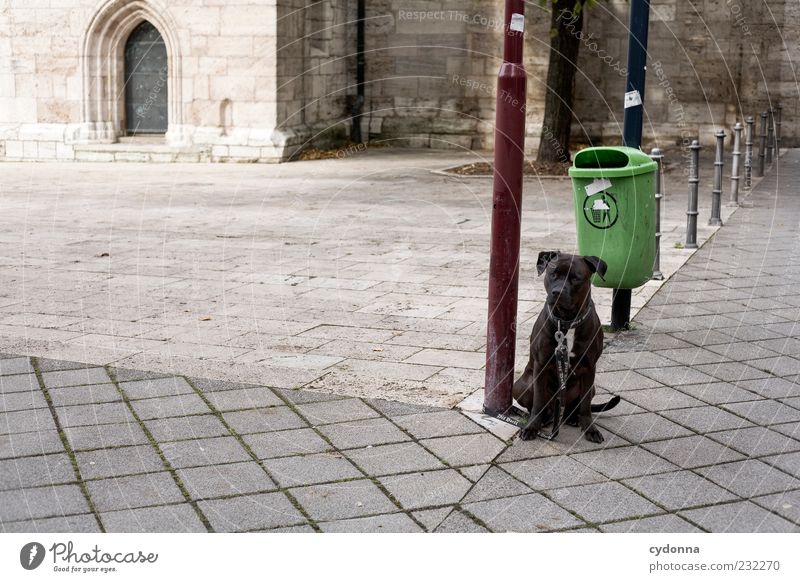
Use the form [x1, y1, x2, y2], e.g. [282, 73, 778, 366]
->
[585, 178, 613, 197]
[624, 90, 642, 109]
[510, 13, 525, 32]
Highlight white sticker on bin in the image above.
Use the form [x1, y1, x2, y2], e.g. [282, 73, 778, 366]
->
[510, 13, 525, 32]
[585, 178, 613, 197]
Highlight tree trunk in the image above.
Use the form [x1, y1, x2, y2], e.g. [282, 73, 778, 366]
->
[537, 1, 585, 163]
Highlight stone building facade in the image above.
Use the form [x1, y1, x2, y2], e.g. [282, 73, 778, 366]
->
[0, 0, 797, 163]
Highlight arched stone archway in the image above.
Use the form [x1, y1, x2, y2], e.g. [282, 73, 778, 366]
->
[79, 0, 184, 144]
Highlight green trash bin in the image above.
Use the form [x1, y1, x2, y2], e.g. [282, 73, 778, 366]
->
[568, 146, 657, 289]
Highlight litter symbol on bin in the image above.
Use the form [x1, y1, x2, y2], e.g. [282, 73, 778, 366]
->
[583, 192, 619, 229]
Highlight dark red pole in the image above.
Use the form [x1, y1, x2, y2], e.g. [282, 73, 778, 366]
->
[483, 0, 527, 418]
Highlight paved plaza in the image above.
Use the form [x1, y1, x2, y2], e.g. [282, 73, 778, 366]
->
[0, 149, 798, 532]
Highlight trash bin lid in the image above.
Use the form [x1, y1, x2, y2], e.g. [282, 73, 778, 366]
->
[569, 146, 657, 178]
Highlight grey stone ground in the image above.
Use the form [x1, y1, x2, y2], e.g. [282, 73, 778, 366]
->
[0, 150, 799, 533]
[0, 149, 733, 409]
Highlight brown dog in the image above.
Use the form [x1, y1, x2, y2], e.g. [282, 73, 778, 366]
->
[513, 251, 619, 442]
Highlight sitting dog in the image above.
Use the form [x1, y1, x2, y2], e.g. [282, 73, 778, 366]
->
[513, 251, 620, 442]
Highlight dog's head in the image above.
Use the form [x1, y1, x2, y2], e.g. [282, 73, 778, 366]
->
[537, 251, 607, 319]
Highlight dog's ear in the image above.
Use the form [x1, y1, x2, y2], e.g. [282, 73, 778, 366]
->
[537, 251, 558, 276]
[583, 256, 608, 281]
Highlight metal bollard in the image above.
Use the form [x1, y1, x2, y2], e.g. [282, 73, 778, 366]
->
[744, 115, 754, 189]
[757, 111, 767, 177]
[767, 107, 775, 165]
[729, 121, 742, 206]
[776, 103, 783, 155]
[686, 140, 700, 249]
[650, 148, 664, 280]
[709, 130, 725, 226]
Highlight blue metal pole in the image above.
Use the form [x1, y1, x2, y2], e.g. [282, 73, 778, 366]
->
[612, 0, 651, 331]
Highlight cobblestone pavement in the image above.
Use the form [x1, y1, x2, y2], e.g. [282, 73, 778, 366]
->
[0, 149, 733, 408]
[0, 151, 798, 533]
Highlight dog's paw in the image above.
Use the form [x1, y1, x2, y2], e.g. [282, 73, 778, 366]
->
[518, 427, 539, 441]
[583, 426, 604, 443]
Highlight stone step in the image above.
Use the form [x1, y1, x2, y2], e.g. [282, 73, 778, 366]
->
[73, 142, 211, 163]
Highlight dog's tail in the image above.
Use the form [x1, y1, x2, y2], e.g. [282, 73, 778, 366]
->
[590, 395, 621, 413]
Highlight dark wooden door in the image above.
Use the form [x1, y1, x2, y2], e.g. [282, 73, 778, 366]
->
[124, 21, 168, 135]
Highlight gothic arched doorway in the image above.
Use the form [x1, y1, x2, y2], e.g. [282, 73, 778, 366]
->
[124, 21, 168, 135]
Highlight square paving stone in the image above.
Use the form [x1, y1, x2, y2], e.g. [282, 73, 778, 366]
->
[434, 509, 489, 532]
[696, 459, 800, 497]
[0, 484, 89, 522]
[746, 356, 800, 378]
[661, 405, 754, 433]
[708, 427, 800, 458]
[707, 342, 779, 361]
[263, 452, 362, 487]
[638, 366, 716, 387]
[695, 362, 770, 383]
[55, 402, 135, 428]
[619, 388, 706, 412]
[272, 388, 344, 405]
[379, 469, 472, 510]
[318, 512, 421, 532]
[0, 429, 64, 459]
[64, 422, 148, 451]
[679, 500, 798, 532]
[412, 507, 453, 531]
[652, 347, 731, 366]
[318, 417, 409, 450]
[177, 462, 277, 499]
[501, 456, 605, 491]
[223, 406, 308, 434]
[547, 481, 661, 524]
[86, 472, 184, 512]
[76, 444, 164, 480]
[365, 398, 443, 418]
[736, 377, 799, 399]
[0, 373, 39, 394]
[622, 470, 739, 510]
[144, 414, 230, 442]
[48, 383, 122, 407]
[675, 382, 762, 405]
[600, 514, 701, 533]
[459, 464, 490, 482]
[394, 410, 483, 439]
[344, 442, 445, 476]
[37, 359, 97, 373]
[770, 422, 800, 441]
[464, 492, 585, 532]
[160, 436, 251, 469]
[111, 368, 171, 382]
[722, 400, 800, 426]
[120, 377, 195, 400]
[290, 479, 397, 522]
[671, 329, 735, 346]
[752, 489, 800, 525]
[41, 367, 111, 388]
[198, 491, 304, 532]
[595, 370, 664, 392]
[461, 466, 532, 503]
[2, 514, 101, 533]
[643, 435, 745, 469]
[129, 393, 211, 420]
[419, 433, 506, 466]
[0, 389, 48, 413]
[296, 398, 379, 425]
[203, 387, 284, 411]
[101, 503, 207, 533]
[0, 357, 34, 376]
[572, 446, 679, 480]
[190, 377, 263, 393]
[244, 428, 332, 459]
[0, 453, 76, 490]
[596, 412, 694, 444]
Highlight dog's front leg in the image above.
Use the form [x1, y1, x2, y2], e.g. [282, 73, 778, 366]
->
[576, 368, 603, 443]
[519, 367, 549, 441]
